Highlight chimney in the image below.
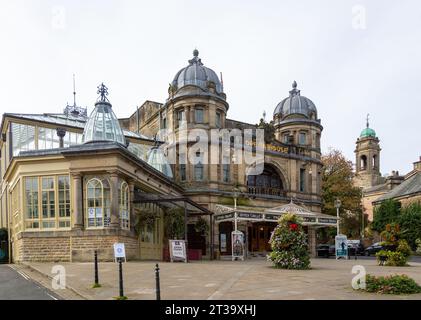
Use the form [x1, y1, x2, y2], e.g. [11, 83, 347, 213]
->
[414, 156, 421, 171]
[56, 128, 67, 148]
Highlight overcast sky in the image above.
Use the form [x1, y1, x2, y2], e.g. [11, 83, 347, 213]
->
[1, 0, 420, 175]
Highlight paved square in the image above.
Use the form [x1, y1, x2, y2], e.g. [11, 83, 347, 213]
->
[22, 258, 421, 300]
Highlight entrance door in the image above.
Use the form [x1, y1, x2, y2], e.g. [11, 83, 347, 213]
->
[251, 223, 274, 252]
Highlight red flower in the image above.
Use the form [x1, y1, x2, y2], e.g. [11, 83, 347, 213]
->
[289, 223, 298, 231]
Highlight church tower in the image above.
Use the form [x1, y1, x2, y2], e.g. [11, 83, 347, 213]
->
[354, 115, 382, 188]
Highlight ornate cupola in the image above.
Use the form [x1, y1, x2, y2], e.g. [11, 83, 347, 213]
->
[169, 49, 226, 102]
[82, 83, 126, 145]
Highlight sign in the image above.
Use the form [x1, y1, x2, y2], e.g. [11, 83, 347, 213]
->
[113, 243, 126, 262]
[238, 212, 263, 220]
[231, 231, 245, 261]
[335, 234, 348, 259]
[220, 234, 227, 253]
[215, 213, 235, 222]
[319, 218, 338, 225]
[169, 240, 187, 263]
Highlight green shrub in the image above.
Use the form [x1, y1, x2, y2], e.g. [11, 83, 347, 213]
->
[363, 274, 421, 294]
[416, 239, 421, 255]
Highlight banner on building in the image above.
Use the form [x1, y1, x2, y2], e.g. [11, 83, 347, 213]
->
[231, 231, 245, 261]
[335, 234, 348, 259]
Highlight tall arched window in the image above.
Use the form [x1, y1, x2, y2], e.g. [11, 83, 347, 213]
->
[119, 181, 130, 230]
[86, 178, 111, 228]
[247, 164, 285, 196]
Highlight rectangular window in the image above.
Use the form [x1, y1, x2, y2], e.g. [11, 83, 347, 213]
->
[41, 177, 56, 229]
[177, 110, 186, 128]
[179, 153, 187, 181]
[300, 168, 306, 192]
[58, 175, 71, 228]
[25, 177, 39, 229]
[299, 132, 307, 145]
[194, 152, 204, 181]
[222, 156, 230, 182]
[283, 134, 289, 144]
[195, 108, 204, 123]
[216, 111, 222, 128]
[38, 127, 60, 150]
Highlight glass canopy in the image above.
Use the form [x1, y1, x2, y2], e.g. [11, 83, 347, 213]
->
[82, 101, 126, 145]
[146, 147, 173, 178]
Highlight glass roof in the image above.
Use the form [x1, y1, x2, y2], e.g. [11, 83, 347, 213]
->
[82, 101, 126, 145]
[146, 146, 174, 178]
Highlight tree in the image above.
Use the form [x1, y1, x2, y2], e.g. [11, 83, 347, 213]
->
[371, 199, 401, 233]
[321, 149, 363, 238]
[399, 203, 421, 250]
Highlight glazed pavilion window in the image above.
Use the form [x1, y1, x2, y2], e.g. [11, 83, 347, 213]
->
[86, 178, 111, 228]
[119, 181, 130, 230]
[58, 175, 71, 228]
[25, 177, 39, 229]
[41, 177, 56, 229]
[12, 123, 36, 156]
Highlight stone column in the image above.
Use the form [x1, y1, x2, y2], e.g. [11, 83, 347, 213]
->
[308, 227, 317, 258]
[128, 181, 136, 233]
[109, 172, 120, 229]
[71, 172, 83, 230]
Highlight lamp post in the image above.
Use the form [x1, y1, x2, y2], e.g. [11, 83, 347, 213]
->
[334, 198, 342, 236]
[233, 189, 239, 232]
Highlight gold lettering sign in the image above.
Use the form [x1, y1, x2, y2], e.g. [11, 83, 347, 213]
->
[245, 141, 289, 154]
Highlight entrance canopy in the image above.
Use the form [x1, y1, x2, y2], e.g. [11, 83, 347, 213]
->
[215, 201, 337, 227]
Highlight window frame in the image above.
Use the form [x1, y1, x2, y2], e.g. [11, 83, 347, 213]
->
[86, 177, 111, 229]
[119, 181, 130, 230]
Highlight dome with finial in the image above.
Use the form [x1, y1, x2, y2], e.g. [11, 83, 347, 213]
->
[170, 49, 224, 99]
[360, 114, 376, 138]
[273, 81, 318, 120]
[82, 83, 126, 145]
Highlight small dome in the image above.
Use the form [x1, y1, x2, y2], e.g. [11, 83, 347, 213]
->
[82, 83, 126, 145]
[360, 127, 376, 138]
[146, 147, 173, 178]
[171, 49, 224, 98]
[273, 81, 317, 120]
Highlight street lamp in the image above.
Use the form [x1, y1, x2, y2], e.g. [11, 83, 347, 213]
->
[233, 189, 240, 232]
[334, 198, 342, 236]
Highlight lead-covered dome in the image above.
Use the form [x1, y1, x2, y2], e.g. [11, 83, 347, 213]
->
[82, 83, 126, 145]
[170, 49, 224, 99]
[273, 81, 318, 120]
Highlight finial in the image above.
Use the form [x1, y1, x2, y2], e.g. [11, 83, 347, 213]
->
[73, 74, 76, 107]
[292, 80, 297, 89]
[289, 80, 300, 96]
[366, 113, 370, 128]
[193, 48, 199, 57]
[97, 83, 109, 102]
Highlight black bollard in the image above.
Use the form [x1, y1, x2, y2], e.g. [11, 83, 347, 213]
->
[94, 250, 99, 286]
[119, 259, 124, 298]
[155, 263, 161, 300]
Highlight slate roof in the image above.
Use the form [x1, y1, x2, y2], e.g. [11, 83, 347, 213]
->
[374, 171, 421, 202]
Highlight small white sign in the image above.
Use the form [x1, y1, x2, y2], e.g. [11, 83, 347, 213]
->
[113, 243, 126, 262]
[169, 240, 187, 263]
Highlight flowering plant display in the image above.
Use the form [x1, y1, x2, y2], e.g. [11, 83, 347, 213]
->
[268, 213, 310, 269]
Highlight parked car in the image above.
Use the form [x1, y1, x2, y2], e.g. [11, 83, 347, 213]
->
[317, 244, 330, 258]
[364, 242, 396, 256]
[347, 240, 365, 256]
[317, 244, 336, 257]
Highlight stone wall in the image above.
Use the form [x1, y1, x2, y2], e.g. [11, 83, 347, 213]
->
[13, 232, 139, 263]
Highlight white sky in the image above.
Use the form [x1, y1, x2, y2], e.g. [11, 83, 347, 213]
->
[1, 0, 420, 175]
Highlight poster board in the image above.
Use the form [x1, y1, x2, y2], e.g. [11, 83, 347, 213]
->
[169, 240, 187, 263]
[231, 231, 245, 261]
[335, 234, 348, 259]
[113, 243, 126, 262]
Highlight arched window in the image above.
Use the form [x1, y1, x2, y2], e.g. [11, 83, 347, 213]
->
[360, 155, 367, 170]
[86, 178, 111, 228]
[119, 181, 130, 230]
[372, 155, 377, 170]
[247, 164, 284, 196]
